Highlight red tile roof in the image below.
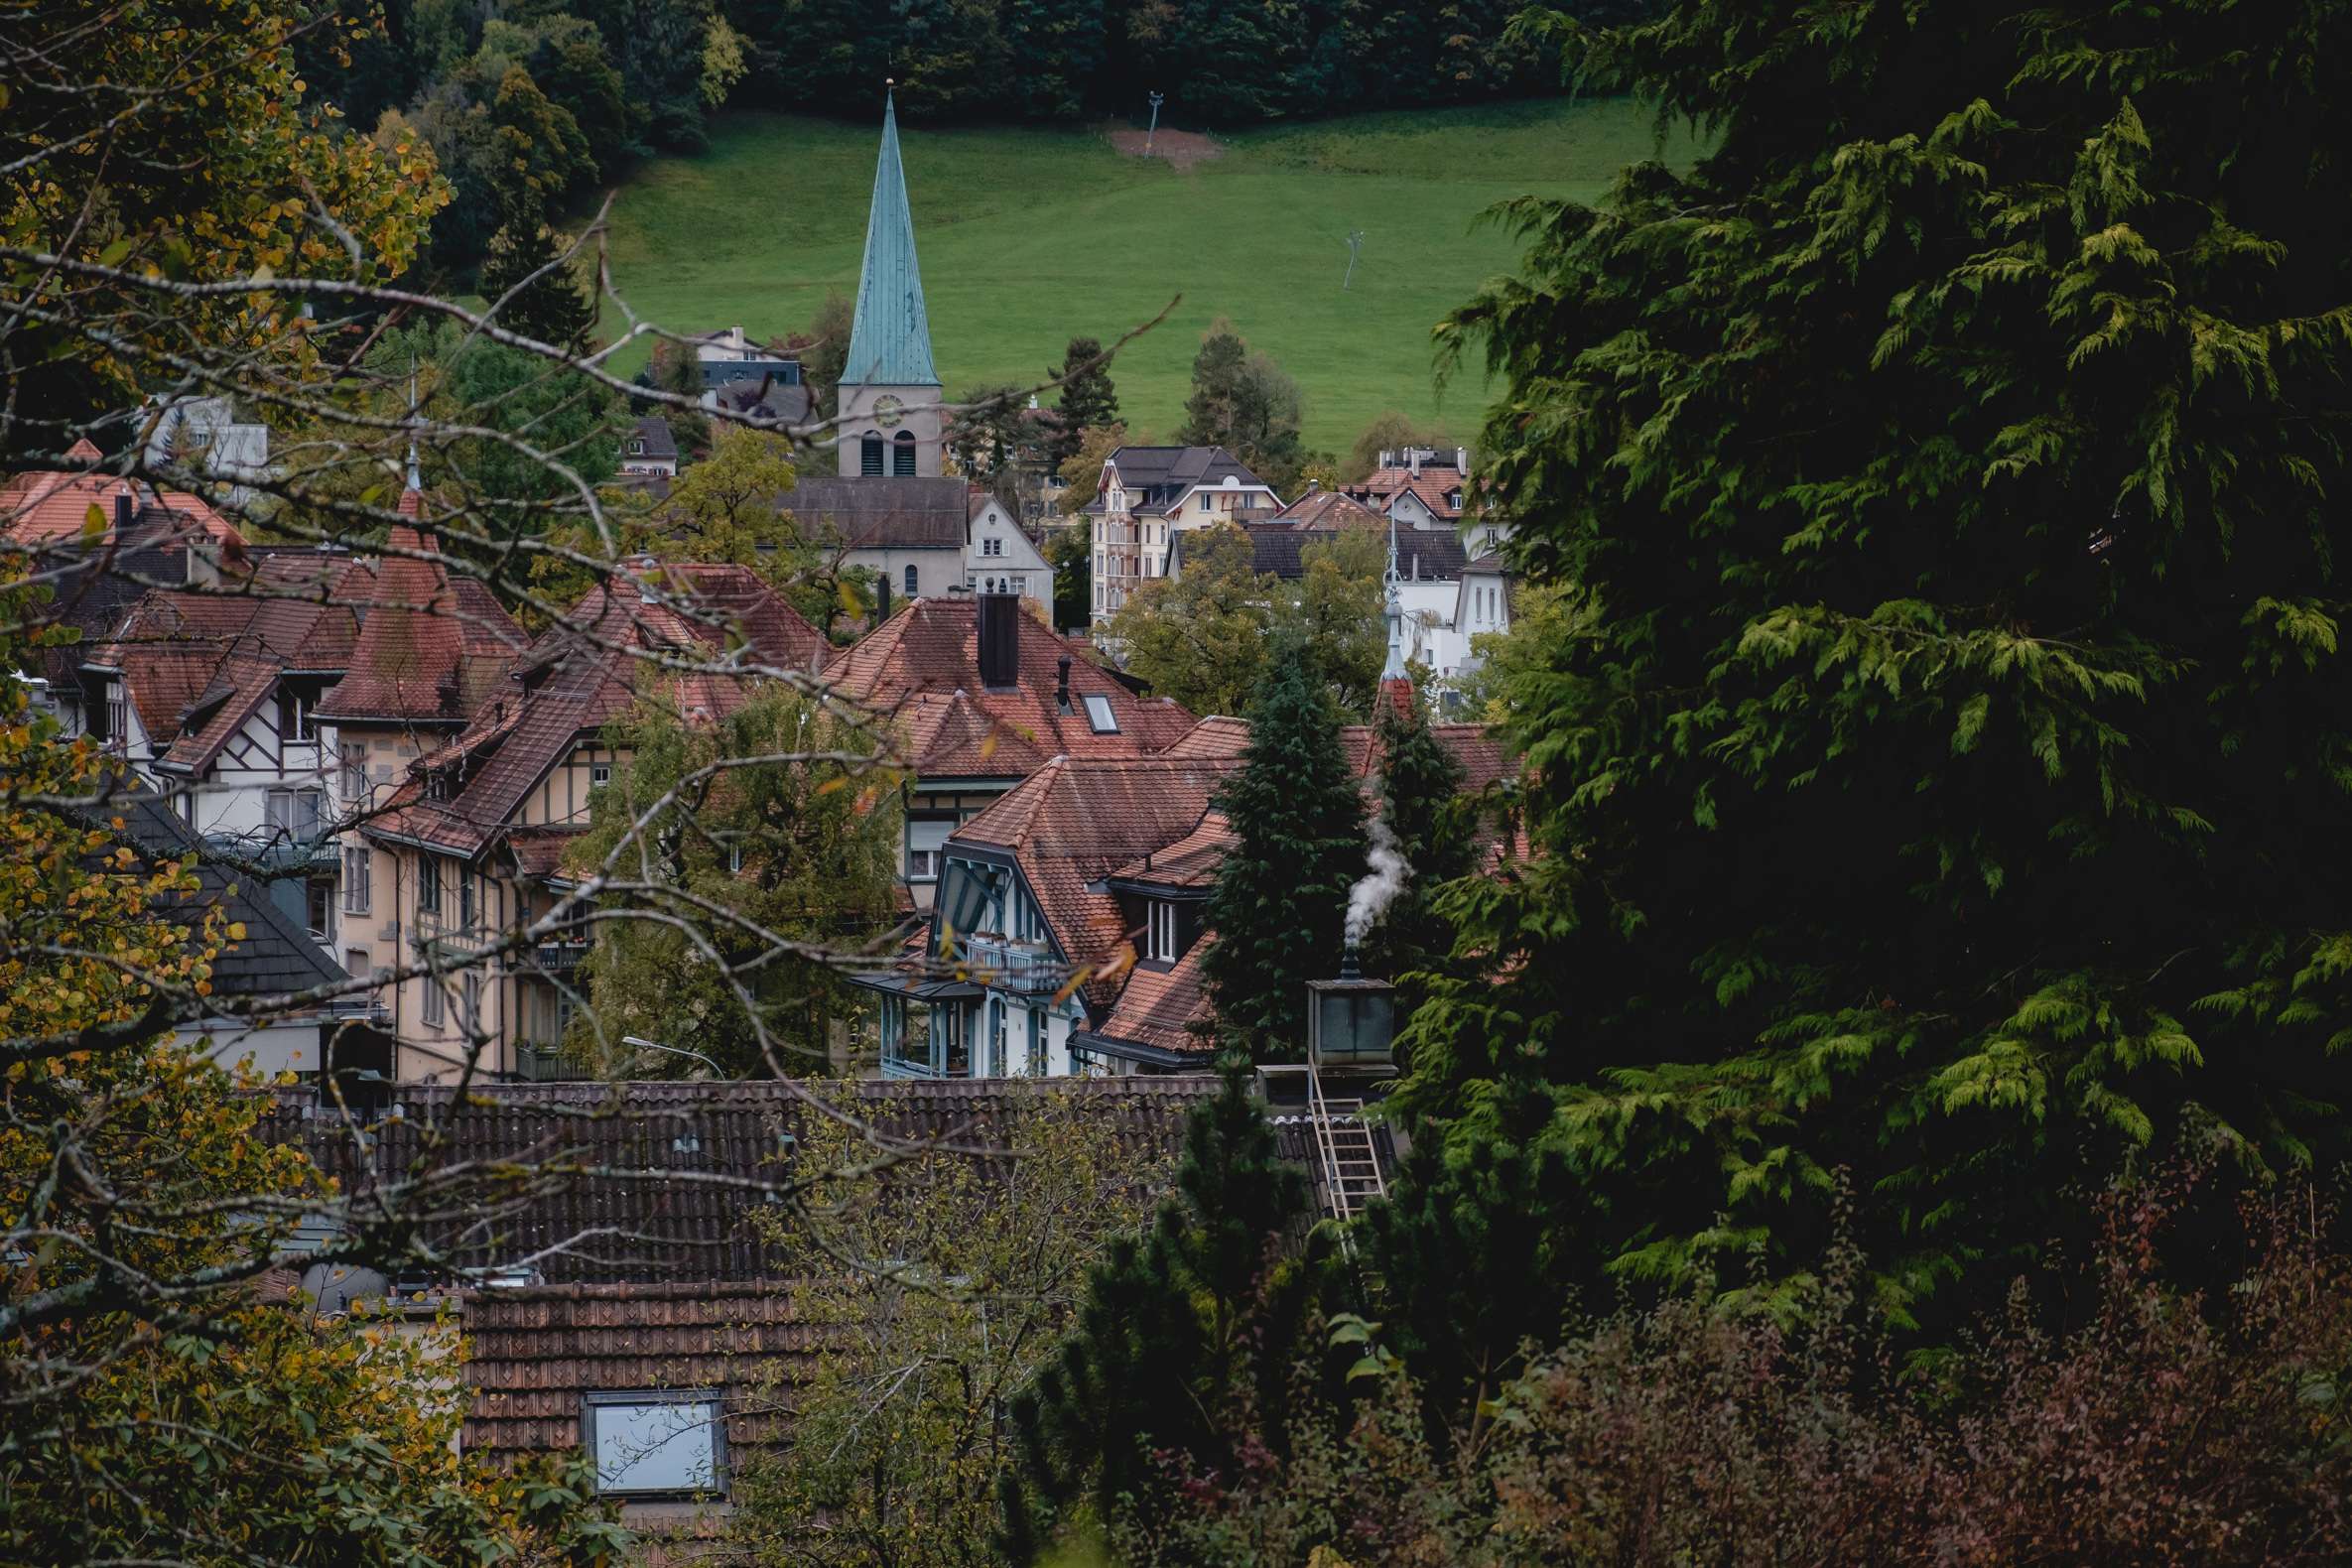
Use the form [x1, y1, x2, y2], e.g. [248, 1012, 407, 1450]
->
[316, 526, 523, 726]
[1107, 809, 1236, 890]
[947, 755, 1236, 1006]
[371, 564, 826, 858]
[1275, 487, 1387, 530]
[1348, 462, 1470, 521]
[825, 597, 1194, 777]
[1, 443, 247, 552]
[1090, 943, 1216, 1058]
[91, 553, 369, 774]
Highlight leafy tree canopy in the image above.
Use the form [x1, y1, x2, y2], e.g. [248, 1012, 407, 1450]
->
[1403, 0, 2352, 1328]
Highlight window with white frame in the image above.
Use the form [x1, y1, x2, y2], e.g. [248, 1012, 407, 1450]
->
[340, 742, 367, 801]
[418, 855, 442, 918]
[266, 788, 322, 841]
[585, 1392, 724, 1497]
[1081, 693, 1118, 734]
[590, 760, 611, 788]
[1199, 492, 1215, 513]
[345, 948, 370, 981]
[420, 973, 444, 1027]
[458, 865, 477, 928]
[460, 972, 481, 1032]
[906, 819, 952, 882]
[981, 535, 1003, 557]
[1146, 900, 1178, 963]
[306, 879, 333, 943]
[104, 688, 126, 749]
[342, 846, 371, 914]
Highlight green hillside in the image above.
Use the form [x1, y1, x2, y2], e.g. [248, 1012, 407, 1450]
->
[600, 98, 1703, 454]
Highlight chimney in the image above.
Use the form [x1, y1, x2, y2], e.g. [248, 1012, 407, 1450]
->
[112, 489, 133, 532]
[1056, 654, 1072, 712]
[1455, 447, 1468, 473]
[1409, 450, 1422, 478]
[977, 592, 1019, 690]
[876, 573, 892, 622]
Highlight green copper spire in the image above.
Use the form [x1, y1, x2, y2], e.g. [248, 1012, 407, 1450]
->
[843, 90, 940, 389]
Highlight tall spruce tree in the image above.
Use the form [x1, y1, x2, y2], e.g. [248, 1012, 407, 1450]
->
[1363, 689, 1471, 980]
[1202, 636, 1367, 1057]
[1001, 1060, 1321, 1557]
[1049, 335, 1119, 467]
[477, 217, 595, 349]
[1400, 0, 2352, 1328]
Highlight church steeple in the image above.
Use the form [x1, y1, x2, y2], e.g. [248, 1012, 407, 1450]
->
[843, 87, 939, 390]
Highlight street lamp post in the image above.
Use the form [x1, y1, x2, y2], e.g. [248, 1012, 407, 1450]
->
[1145, 91, 1165, 157]
[622, 1034, 722, 1078]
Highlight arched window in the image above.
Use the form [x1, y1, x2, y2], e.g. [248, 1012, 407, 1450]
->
[892, 430, 917, 476]
[860, 435, 884, 476]
[903, 565, 918, 597]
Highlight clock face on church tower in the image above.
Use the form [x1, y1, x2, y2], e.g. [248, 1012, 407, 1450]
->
[873, 394, 905, 429]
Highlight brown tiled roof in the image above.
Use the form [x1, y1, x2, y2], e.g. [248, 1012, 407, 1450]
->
[1349, 463, 1469, 521]
[315, 525, 520, 725]
[1, 442, 247, 551]
[370, 564, 824, 857]
[1089, 943, 1215, 1059]
[462, 1280, 826, 1466]
[1275, 488, 1386, 530]
[826, 598, 1194, 777]
[90, 553, 368, 774]
[263, 1077, 1221, 1283]
[1107, 809, 1235, 891]
[948, 756, 1236, 1000]
[506, 827, 584, 880]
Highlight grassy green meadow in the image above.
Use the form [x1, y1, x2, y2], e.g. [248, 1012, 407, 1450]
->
[600, 98, 1703, 454]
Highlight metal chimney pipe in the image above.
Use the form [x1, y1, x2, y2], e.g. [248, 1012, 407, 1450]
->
[1056, 654, 1072, 712]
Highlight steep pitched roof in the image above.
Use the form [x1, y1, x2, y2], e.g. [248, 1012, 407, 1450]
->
[0, 442, 246, 552]
[780, 475, 967, 550]
[1087, 942, 1215, 1060]
[824, 597, 1195, 777]
[947, 755, 1235, 996]
[1350, 460, 1470, 520]
[626, 416, 678, 461]
[842, 91, 939, 389]
[91, 554, 369, 774]
[370, 564, 826, 857]
[110, 789, 350, 1008]
[1107, 809, 1236, 891]
[316, 525, 524, 726]
[1276, 487, 1386, 530]
[1093, 446, 1273, 514]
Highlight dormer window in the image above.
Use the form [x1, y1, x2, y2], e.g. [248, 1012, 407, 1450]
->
[1146, 900, 1178, 964]
[628, 440, 645, 456]
[1081, 693, 1117, 734]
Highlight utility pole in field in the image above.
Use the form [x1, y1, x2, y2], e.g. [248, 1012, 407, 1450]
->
[1343, 229, 1365, 290]
[1146, 92, 1165, 156]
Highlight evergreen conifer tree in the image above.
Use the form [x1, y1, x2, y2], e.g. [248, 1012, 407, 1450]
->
[1049, 335, 1118, 466]
[1001, 1059, 1320, 1556]
[1401, 0, 2352, 1328]
[1202, 636, 1367, 1057]
[478, 217, 595, 349]
[1363, 687, 1471, 979]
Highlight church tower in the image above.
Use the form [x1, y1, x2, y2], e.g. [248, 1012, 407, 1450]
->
[837, 88, 945, 478]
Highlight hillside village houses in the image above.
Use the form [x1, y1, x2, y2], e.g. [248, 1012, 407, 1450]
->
[3, 92, 1518, 1089]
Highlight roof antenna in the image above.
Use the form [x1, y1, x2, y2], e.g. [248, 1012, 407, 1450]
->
[404, 364, 423, 493]
[1380, 505, 1405, 681]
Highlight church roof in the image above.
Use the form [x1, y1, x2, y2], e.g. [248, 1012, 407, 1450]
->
[843, 92, 940, 390]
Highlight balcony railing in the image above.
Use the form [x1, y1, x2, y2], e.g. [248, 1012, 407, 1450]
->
[961, 940, 1064, 996]
[515, 1042, 589, 1082]
[879, 1053, 950, 1081]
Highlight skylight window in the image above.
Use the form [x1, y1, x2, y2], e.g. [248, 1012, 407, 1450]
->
[1081, 694, 1118, 734]
[585, 1392, 724, 1496]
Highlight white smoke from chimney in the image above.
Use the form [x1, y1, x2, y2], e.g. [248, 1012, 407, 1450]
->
[1346, 804, 1411, 948]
